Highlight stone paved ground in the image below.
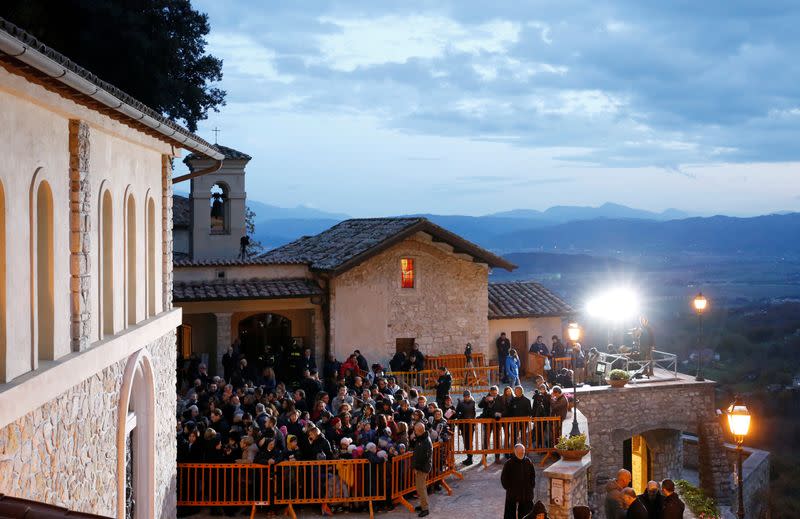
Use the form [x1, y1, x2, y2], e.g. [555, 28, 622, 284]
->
[187, 454, 550, 519]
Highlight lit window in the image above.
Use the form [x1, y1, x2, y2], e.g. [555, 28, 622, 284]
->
[400, 258, 415, 288]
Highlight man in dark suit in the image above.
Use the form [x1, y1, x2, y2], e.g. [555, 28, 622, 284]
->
[622, 488, 649, 519]
[661, 479, 686, 519]
[639, 480, 664, 519]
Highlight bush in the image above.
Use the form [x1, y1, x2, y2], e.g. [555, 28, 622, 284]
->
[556, 434, 589, 451]
[608, 369, 630, 381]
[675, 479, 720, 518]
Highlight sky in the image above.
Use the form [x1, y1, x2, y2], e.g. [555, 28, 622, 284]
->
[186, 0, 800, 218]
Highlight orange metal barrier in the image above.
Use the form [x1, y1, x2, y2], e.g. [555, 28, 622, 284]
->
[426, 353, 486, 371]
[552, 356, 573, 372]
[449, 416, 561, 466]
[176, 438, 463, 517]
[389, 366, 500, 396]
[273, 458, 386, 519]
[390, 439, 461, 512]
[177, 463, 270, 518]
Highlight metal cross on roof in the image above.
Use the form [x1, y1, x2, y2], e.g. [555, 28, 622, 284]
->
[212, 127, 220, 144]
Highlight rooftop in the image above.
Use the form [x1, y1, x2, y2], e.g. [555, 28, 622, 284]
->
[173, 277, 323, 302]
[258, 217, 516, 274]
[488, 281, 574, 319]
[0, 17, 221, 160]
[184, 144, 251, 163]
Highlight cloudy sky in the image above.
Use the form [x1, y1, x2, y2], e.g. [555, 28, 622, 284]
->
[187, 0, 800, 217]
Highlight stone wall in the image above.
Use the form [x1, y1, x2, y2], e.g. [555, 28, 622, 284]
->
[69, 119, 92, 352]
[683, 434, 770, 519]
[0, 331, 176, 518]
[330, 233, 489, 363]
[578, 380, 732, 518]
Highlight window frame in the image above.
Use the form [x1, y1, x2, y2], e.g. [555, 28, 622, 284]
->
[400, 257, 416, 289]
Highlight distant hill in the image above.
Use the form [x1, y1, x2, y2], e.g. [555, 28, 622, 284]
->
[489, 213, 800, 256]
[488, 202, 688, 222]
[247, 199, 349, 221]
[490, 252, 630, 281]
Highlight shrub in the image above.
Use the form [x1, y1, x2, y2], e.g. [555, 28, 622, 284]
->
[608, 369, 630, 381]
[675, 480, 720, 518]
[556, 434, 589, 451]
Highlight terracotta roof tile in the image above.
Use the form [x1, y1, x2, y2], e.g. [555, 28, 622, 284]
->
[257, 217, 516, 273]
[488, 281, 573, 319]
[173, 277, 323, 302]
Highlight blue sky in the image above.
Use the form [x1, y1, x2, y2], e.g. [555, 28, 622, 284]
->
[187, 0, 800, 217]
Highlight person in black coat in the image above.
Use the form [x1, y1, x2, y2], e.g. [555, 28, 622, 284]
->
[501, 444, 536, 519]
[412, 423, 433, 517]
[454, 390, 477, 465]
[479, 386, 505, 462]
[435, 366, 452, 408]
[390, 351, 407, 372]
[660, 479, 686, 519]
[622, 488, 649, 519]
[639, 481, 664, 519]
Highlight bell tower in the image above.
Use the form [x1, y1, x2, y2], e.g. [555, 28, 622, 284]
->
[184, 145, 252, 260]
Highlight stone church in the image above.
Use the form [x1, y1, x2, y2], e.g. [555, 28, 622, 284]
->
[173, 146, 574, 374]
[0, 18, 223, 519]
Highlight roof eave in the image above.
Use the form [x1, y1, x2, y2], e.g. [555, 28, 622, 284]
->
[0, 20, 223, 161]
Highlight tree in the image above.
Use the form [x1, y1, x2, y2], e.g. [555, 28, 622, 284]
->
[1, 0, 225, 131]
[245, 207, 264, 257]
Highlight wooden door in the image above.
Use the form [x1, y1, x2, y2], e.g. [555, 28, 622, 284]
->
[396, 338, 415, 355]
[510, 331, 528, 374]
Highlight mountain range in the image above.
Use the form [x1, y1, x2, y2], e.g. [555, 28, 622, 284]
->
[237, 197, 800, 259]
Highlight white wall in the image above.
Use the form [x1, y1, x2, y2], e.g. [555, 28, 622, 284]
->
[0, 66, 172, 383]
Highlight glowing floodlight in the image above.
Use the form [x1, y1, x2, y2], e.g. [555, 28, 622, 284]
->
[586, 288, 640, 323]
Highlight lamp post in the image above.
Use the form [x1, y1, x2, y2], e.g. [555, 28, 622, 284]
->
[693, 292, 708, 381]
[567, 322, 582, 437]
[727, 397, 750, 519]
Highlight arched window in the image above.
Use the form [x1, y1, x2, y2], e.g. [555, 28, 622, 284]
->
[0, 182, 6, 382]
[100, 189, 114, 336]
[209, 183, 229, 234]
[35, 181, 54, 361]
[126, 194, 137, 326]
[146, 197, 156, 317]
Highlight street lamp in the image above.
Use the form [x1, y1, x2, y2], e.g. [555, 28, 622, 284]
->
[727, 397, 750, 519]
[692, 292, 708, 381]
[567, 323, 582, 437]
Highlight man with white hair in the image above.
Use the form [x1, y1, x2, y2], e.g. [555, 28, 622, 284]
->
[605, 469, 632, 519]
[500, 443, 536, 518]
[412, 422, 432, 517]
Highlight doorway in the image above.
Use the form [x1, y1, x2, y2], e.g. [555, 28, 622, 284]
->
[510, 331, 529, 374]
[396, 338, 416, 355]
[238, 313, 292, 361]
[623, 435, 652, 494]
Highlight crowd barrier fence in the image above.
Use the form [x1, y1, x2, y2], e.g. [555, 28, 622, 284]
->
[552, 356, 573, 372]
[388, 366, 500, 396]
[425, 353, 486, 371]
[449, 416, 561, 466]
[176, 438, 460, 519]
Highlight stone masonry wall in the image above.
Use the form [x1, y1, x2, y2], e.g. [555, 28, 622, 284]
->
[153, 329, 178, 519]
[69, 119, 91, 352]
[578, 381, 731, 518]
[0, 331, 176, 518]
[330, 234, 489, 363]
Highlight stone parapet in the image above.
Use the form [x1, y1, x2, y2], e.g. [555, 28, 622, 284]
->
[544, 455, 591, 519]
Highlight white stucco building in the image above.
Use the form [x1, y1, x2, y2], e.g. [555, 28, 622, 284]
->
[0, 18, 223, 518]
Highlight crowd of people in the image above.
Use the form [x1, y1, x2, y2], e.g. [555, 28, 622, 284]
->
[605, 469, 686, 519]
[176, 339, 576, 517]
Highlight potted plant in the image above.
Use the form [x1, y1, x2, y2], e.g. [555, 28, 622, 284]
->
[556, 434, 590, 461]
[608, 369, 630, 388]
